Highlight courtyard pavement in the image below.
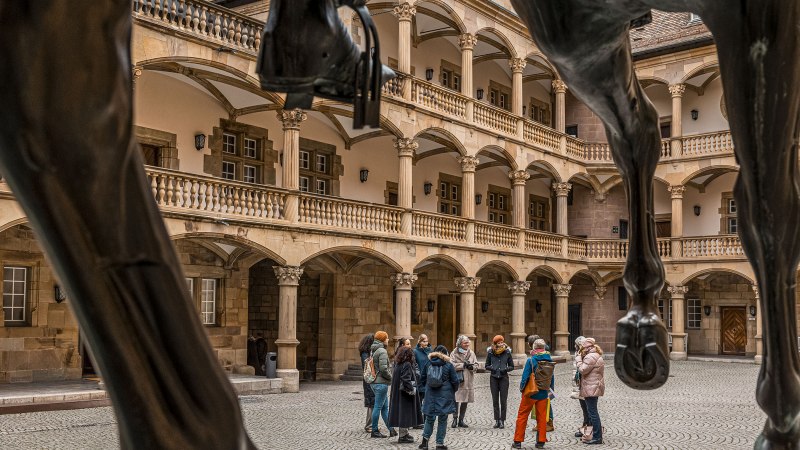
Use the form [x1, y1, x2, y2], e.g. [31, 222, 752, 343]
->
[0, 360, 765, 449]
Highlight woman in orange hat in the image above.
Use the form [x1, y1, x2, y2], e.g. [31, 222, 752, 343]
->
[485, 335, 514, 429]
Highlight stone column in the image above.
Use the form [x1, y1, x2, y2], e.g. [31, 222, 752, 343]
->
[753, 285, 762, 364]
[510, 58, 526, 116]
[278, 109, 307, 223]
[459, 156, 479, 243]
[459, 33, 476, 97]
[508, 281, 531, 360]
[394, 138, 417, 235]
[552, 79, 567, 133]
[552, 182, 572, 235]
[391, 273, 418, 344]
[667, 285, 688, 361]
[393, 3, 415, 99]
[510, 170, 530, 229]
[273, 265, 304, 393]
[668, 83, 685, 156]
[455, 277, 481, 341]
[668, 185, 685, 257]
[552, 284, 572, 357]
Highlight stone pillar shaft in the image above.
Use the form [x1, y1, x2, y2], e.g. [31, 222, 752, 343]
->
[455, 277, 481, 340]
[667, 285, 688, 360]
[394, 4, 415, 74]
[552, 284, 572, 356]
[278, 110, 306, 223]
[508, 281, 531, 360]
[459, 34, 476, 97]
[669, 84, 685, 156]
[273, 265, 303, 393]
[668, 185, 685, 257]
[459, 156, 478, 220]
[552, 80, 567, 133]
[510, 170, 530, 229]
[754, 285, 762, 364]
[510, 58, 526, 116]
[552, 182, 571, 235]
[392, 273, 417, 342]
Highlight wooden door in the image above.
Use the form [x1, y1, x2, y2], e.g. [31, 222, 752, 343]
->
[436, 294, 456, 349]
[720, 307, 747, 355]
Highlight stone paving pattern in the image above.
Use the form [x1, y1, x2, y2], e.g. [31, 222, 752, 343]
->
[0, 361, 765, 449]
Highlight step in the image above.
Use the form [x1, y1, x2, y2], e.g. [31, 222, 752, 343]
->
[340, 375, 363, 382]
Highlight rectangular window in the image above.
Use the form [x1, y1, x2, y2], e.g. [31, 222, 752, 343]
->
[453, 74, 461, 92]
[222, 161, 236, 180]
[658, 298, 673, 329]
[498, 214, 506, 224]
[200, 278, 217, 325]
[243, 165, 257, 184]
[316, 179, 327, 195]
[721, 192, 738, 234]
[3, 267, 27, 324]
[499, 93, 508, 110]
[440, 182, 447, 199]
[441, 70, 449, 87]
[438, 176, 462, 217]
[316, 154, 328, 174]
[565, 125, 578, 138]
[299, 145, 335, 197]
[219, 127, 266, 184]
[243, 138, 258, 158]
[687, 299, 701, 329]
[488, 212, 495, 222]
[222, 133, 237, 154]
[728, 218, 738, 233]
[450, 185, 459, 201]
[488, 185, 511, 224]
[299, 176, 310, 193]
[728, 198, 736, 214]
[185, 278, 194, 296]
[299, 151, 310, 170]
[528, 194, 549, 231]
[498, 195, 506, 210]
[489, 90, 497, 105]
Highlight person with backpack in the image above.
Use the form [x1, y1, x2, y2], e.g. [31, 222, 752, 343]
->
[358, 333, 376, 433]
[450, 335, 478, 428]
[576, 337, 605, 445]
[485, 334, 514, 429]
[369, 331, 396, 439]
[418, 344, 459, 450]
[389, 346, 424, 443]
[513, 338, 555, 449]
[527, 334, 555, 431]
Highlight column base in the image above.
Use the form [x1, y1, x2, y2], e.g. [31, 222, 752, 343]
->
[754, 355, 763, 364]
[276, 368, 300, 393]
[669, 351, 688, 361]
[553, 350, 571, 358]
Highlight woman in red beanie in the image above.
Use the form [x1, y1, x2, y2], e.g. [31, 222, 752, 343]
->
[485, 335, 514, 429]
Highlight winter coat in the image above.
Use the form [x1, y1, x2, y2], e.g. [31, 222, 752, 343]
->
[414, 345, 432, 393]
[485, 346, 514, 379]
[450, 348, 478, 403]
[370, 340, 392, 385]
[420, 352, 460, 416]
[577, 347, 605, 398]
[519, 351, 555, 401]
[360, 350, 376, 407]
[388, 361, 424, 428]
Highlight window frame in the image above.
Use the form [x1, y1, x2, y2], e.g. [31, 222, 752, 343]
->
[487, 185, 511, 225]
[299, 145, 335, 196]
[687, 298, 702, 329]
[528, 193, 550, 231]
[3, 266, 29, 326]
[220, 130, 265, 184]
[720, 192, 738, 234]
[437, 174, 462, 217]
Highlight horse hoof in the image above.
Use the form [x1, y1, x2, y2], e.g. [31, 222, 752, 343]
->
[754, 418, 800, 450]
[614, 312, 669, 390]
[755, 431, 800, 450]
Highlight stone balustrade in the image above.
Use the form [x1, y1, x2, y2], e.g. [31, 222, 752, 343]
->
[474, 102, 517, 135]
[523, 120, 561, 153]
[524, 230, 562, 255]
[412, 211, 467, 242]
[298, 194, 403, 234]
[681, 130, 735, 157]
[475, 222, 519, 249]
[681, 235, 743, 258]
[410, 78, 467, 119]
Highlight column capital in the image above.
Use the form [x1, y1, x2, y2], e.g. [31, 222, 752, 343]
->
[454, 277, 481, 293]
[668, 83, 686, 98]
[509, 170, 531, 186]
[392, 3, 416, 21]
[391, 272, 418, 290]
[458, 33, 478, 51]
[509, 58, 527, 74]
[552, 79, 567, 94]
[273, 266, 304, 285]
[552, 182, 572, 197]
[457, 155, 480, 172]
[667, 285, 689, 297]
[507, 281, 531, 295]
[132, 66, 143, 83]
[277, 109, 307, 130]
[393, 137, 418, 157]
[668, 184, 686, 199]
[752, 285, 759, 299]
[552, 283, 572, 296]
[594, 286, 607, 300]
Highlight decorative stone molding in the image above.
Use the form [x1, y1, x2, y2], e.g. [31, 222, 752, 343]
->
[552, 79, 567, 93]
[277, 109, 307, 130]
[594, 286, 607, 300]
[509, 58, 527, 73]
[509, 170, 531, 186]
[668, 83, 686, 98]
[458, 33, 477, 51]
[552, 284, 572, 296]
[393, 138, 418, 158]
[752, 285, 759, 299]
[132, 66, 143, 84]
[391, 272, 418, 289]
[273, 266, 304, 285]
[594, 191, 607, 203]
[667, 285, 689, 297]
[457, 156, 480, 172]
[392, 3, 416, 20]
[668, 185, 686, 199]
[454, 277, 481, 293]
[552, 182, 572, 197]
[507, 281, 531, 295]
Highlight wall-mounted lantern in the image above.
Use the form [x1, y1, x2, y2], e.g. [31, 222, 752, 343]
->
[425, 68, 434, 81]
[359, 168, 369, 183]
[54, 285, 67, 304]
[476, 88, 484, 100]
[194, 133, 206, 151]
[693, 205, 701, 216]
[475, 194, 482, 205]
[691, 109, 699, 120]
[481, 301, 489, 313]
[704, 305, 712, 316]
[535, 301, 542, 313]
[427, 299, 435, 312]
[750, 305, 757, 317]
[423, 182, 432, 196]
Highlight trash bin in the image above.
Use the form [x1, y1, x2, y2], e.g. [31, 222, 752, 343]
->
[265, 352, 277, 379]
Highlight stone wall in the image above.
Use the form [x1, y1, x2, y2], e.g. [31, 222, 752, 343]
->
[565, 91, 607, 142]
[568, 184, 628, 239]
[524, 276, 554, 349]
[568, 278, 626, 353]
[686, 274, 757, 355]
[474, 269, 513, 355]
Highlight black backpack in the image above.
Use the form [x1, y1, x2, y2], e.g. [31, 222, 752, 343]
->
[426, 364, 445, 388]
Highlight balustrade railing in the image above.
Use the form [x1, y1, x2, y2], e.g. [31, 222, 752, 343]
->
[661, 139, 672, 159]
[133, 0, 262, 53]
[298, 194, 402, 233]
[410, 79, 467, 119]
[474, 102, 517, 135]
[524, 231, 562, 255]
[382, 75, 404, 98]
[146, 167, 285, 219]
[567, 238, 586, 258]
[523, 120, 560, 152]
[584, 238, 672, 260]
[680, 130, 734, 157]
[475, 222, 518, 249]
[584, 142, 612, 162]
[412, 212, 467, 242]
[680, 235, 742, 258]
[565, 136, 583, 159]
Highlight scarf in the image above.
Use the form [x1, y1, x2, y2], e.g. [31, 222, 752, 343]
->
[531, 348, 550, 356]
[457, 347, 467, 354]
[493, 343, 507, 355]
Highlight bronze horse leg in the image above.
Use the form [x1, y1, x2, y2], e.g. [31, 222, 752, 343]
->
[512, 0, 669, 389]
[0, 2, 254, 448]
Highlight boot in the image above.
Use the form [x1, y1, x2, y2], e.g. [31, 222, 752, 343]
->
[418, 437, 429, 449]
[535, 442, 545, 449]
[256, 0, 395, 128]
[371, 430, 387, 438]
[499, 420, 505, 429]
[493, 420, 500, 429]
[451, 415, 458, 428]
[398, 434, 415, 444]
[435, 445, 448, 450]
[512, 442, 522, 449]
[389, 429, 398, 438]
[364, 408, 373, 432]
[457, 419, 468, 428]
[546, 419, 554, 432]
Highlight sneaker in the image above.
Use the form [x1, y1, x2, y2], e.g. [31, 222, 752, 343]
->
[535, 442, 545, 449]
[389, 429, 399, 438]
[584, 439, 603, 445]
[398, 434, 415, 444]
[371, 431, 387, 438]
[512, 442, 522, 449]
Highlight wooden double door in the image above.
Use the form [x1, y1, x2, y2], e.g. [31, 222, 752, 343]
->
[720, 307, 747, 355]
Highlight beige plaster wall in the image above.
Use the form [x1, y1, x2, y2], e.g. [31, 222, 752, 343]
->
[682, 172, 736, 237]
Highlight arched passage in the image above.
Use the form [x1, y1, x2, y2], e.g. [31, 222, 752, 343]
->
[474, 261, 519, 354]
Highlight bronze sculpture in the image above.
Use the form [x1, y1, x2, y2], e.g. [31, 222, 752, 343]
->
[511, 0, 800, 447]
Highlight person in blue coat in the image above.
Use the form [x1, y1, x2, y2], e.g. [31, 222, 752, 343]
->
[513, 339, 555, 449]
[414, 334, 433, 427]
[418, 344, 459, 450]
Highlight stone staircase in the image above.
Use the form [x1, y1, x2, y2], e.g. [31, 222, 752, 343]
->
[340, 363, 364, 381]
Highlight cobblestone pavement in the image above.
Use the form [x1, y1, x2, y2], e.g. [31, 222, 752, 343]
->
[0, 360, 764, 449]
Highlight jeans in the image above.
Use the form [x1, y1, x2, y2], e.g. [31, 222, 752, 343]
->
[371, 384, 393, 433]
[422, 414, 448, 444]
[584, 396, 602, 440]
[579, 398, 590, 426]
[489, 376, 509, 420]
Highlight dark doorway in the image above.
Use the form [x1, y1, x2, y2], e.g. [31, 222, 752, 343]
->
[720, 307, 747, 355]
[79, 335, 97, 378]
[619, 219, 629, 240]
[140, 143, 161, 167]
[655, 220, 671, 238]
[436, 294, 459, 349]
[568, 304, 582, 349]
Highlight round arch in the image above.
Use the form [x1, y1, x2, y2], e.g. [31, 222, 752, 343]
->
[0, 217, 29, 235]
[639, 75, 671, 89]
[137, 56, 260, 88]
[680, 268, 754, 286]
[474, 27, 518, 59]
[680, 61, 721, 84]
[525, 264, 564, 284]
[476, 145, 518, 171]
[567, 269, 601, 286]
[522, 51, 559, 79]
[311, 102, 404, 140]
[412, 0, 467, 34]
[680, 165, 739, 186]
[476, 260, 519, 280]
[169, 232, 287, 266]
[301, 246, 404, 273]
[413, 127, 468, 156]
[526, 160, 563, 183]
[567, 173, 601, 193]
[413, 254, 468, 277]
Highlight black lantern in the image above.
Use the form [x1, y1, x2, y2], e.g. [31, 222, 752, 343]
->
[522, 105, 527, 116]
[425, 68, 434, 81]
[535, 301, 542, 313]
[427, 299, 435, 312]
[359, 168, 369, 183]
[481, 301, 489, 313]
[704, 305, 712, 316]
[423, 182, 432, 196]
[476, 88, 484, 100]
[750, 305, 757, 317]
[194, 133, 206, 151]
[693, 205, 701, 216]
[54, 285, 66, 303]
[691, 109, 699, 120]
[475, 194, 482, 205]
